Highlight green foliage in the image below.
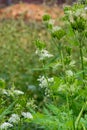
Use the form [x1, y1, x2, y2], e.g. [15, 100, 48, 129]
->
[43, 14, 51, 21]
[0, 1, 87, 130]
[34, 39, 46, 50]
[0, 19, 51, 91]
[29, 2, 87, 130]
[32, 104, 74, 130]
[51, 27, 66, 40]
[0, 79, 5, 88]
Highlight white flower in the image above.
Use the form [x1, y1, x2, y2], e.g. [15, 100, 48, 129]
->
[48, 19, 55, 25]
[2, 89, 8, 95]
[74, 8, 87, 19]
[74, 9, 83, 17]
[81, 12, 87, 19]
[58, 84, 66, 92]
[69, 15, 74, 23]
[52, 26, 61, 32]
[0, 122, 13, 130]
[48, 77, 54, 82]
[8, 114, 20, 124]
[14, 90, 24, 95]
[66, 70, 74, 77]
[69, 61, 75, 67]
[83, 57, 87, 62]
[36, 49, 53, 60]
[37, 75, 48, 88]
[21, 112, 33, 119]
[84, 7, 87, 10]
[37, 76, 54, 88]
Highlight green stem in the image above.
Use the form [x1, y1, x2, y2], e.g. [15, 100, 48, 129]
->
[75, 106, 84, 130]
[75, 102, 87, 129]
[59, 42, 65, 72]
[79, 37, 85, 86]
[66, 93, 70, 114]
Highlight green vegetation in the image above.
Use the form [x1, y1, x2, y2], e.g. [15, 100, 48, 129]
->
[0, 1, 87, 129]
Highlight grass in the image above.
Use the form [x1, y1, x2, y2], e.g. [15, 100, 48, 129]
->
[0, 19, 51, 90]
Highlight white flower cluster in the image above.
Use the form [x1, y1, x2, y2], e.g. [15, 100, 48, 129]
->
[8, 114, 20, 124]
[58, 81, 80, 95]
[21, 112, 33, 119]
[47, 19, 55, 26]
[37, 75, 54, 88]
[1, 88, 24, 96]
[65, 70, 74, 77]
[0, 122, 13, 130]
[52, 26, 61, 33]
[0, 111, 33, 129]
[13, 90, 24, 95]
[74, 8, 83, 17]
[84, 7, 87, 10]
[69, 7, 87, 23]
[26, 98, 37, 109]
[1, 89, 8, 95]
[36, 49, 53, 60]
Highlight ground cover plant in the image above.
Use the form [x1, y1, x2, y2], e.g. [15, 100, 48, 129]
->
[0, 0, 87, 129]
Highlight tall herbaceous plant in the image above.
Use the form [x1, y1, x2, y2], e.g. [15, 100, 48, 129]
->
[0, 1, 87, 130]
[31, 1, 87, 130]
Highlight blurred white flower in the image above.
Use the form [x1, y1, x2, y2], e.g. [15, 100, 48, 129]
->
[83, 57, 87, 62]
[52, 26, 61, 32]
[84, 7, 87, 10]
[66, 70, 74, 77]
[8, 114, 20, 124]
[21, 112, 33, 119]
[0, 122, 13, 130]
[58, 84, 66, 92]
[74, 8, 84, 17]
[14, 90, 24, 95]
[69, 61, 75, 67]
[26, 99, 37, 109]
[69, 15, 74, 23]
[2, 89, 8, 95]
[37, 75, 54, 88]
[74, 8, 87, 19]
[37, 75, 48, 88]
[48, 19, 55, 25]
[48, 77, 54, 82]
[36, 49, 53, 60]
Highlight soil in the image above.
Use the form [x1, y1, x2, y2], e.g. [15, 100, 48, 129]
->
[0, 3, 64, 21]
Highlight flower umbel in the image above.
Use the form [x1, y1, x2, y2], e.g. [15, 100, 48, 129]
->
[8, 114, 20, 124]
[37, 75, 54, 88]
[65, 70, 74, 77]
[0, 122, 13, 130]
[36, 49, 53, 60]
[37, 76, 54, 97]
[22, 112, 33, 119]
[13, 90, 24, 95]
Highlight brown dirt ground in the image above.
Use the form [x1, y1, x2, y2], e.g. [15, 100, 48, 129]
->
[0, 3, 64, 21]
